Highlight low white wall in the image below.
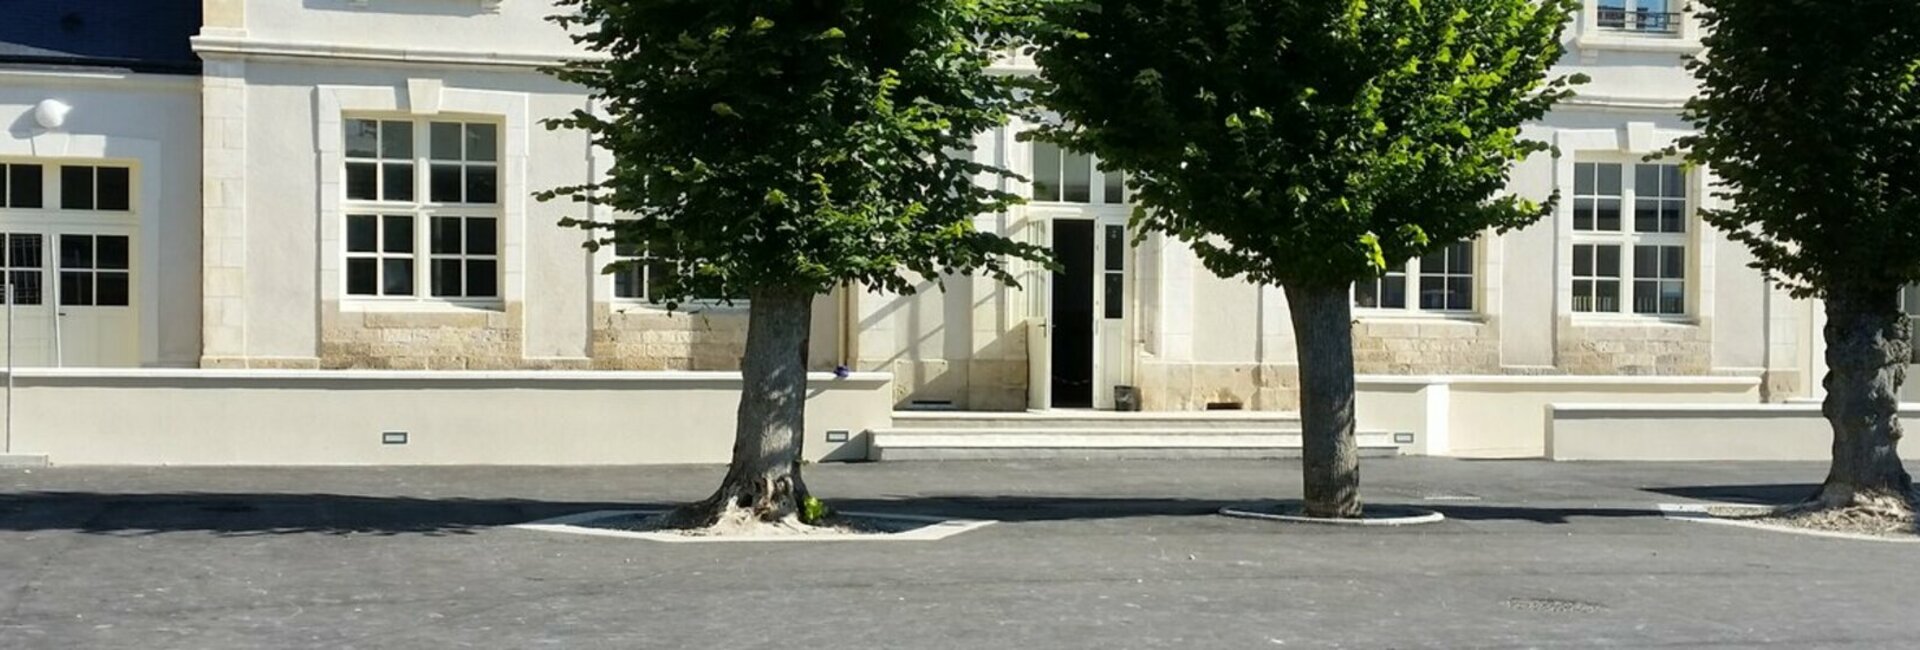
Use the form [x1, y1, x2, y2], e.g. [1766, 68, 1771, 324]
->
[1547, 403, 1920, 462]
[0, 369, 891, 466]
[1358, 375, 1763, 458]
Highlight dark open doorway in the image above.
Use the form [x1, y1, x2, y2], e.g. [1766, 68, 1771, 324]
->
[1051, 219, 1094, 408]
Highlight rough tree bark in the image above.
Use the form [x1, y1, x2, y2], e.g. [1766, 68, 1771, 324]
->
[1816, 288, 1915, 509]
[1284, 282, 1362, 518]
[663, 287, 817, 528]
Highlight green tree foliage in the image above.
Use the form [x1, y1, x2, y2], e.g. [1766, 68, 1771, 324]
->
[1032, 0, 1580, 516]
[1679, 0, 1919, 507]
[541, 0, 1051, 526]
[544, 0, 1048, 305]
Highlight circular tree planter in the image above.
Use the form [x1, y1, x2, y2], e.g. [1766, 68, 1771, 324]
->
[1220, 501, 1444, 526]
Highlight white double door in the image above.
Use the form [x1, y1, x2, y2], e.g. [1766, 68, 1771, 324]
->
[1023, 207, 1133, 410]
[0, 224, 138, 368]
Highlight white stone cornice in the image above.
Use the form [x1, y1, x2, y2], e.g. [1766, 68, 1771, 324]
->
[0, 69, 198, 91]
[191, 34, 607, 69]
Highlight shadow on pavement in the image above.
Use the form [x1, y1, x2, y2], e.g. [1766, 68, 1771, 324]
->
[1642, 484, 1821, 505]
[0, 491, 1675, 536]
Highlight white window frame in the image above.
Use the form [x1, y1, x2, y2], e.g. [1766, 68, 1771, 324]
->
[1568, 158, 1693, 319]
[1026, 137, 1126, 206]
[604, 219, 745, 309]
[1355, 239, 1480, 316]
[340, 115, 503, 306]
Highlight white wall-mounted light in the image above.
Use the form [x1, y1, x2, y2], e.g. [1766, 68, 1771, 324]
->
[34, 99, 71, 130]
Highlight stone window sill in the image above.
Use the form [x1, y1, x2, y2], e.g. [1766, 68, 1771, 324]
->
[1574, 33, 1703, 54]
[1571, 314, 1699, 328]
[341, 299, 504, 313]
[1354, 310, 1487, 325]
[609, 299, 749, 314]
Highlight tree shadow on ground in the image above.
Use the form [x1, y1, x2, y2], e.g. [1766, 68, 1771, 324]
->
[0, 492, 1670, 537]
[1642, 484, 1822, 505]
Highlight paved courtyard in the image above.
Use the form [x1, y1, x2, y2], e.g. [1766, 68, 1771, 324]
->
[0, 458, 1915, 649]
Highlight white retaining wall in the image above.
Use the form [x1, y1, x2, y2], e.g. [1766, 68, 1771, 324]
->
[1547, 403, 1920, 462]
[1358, 375, 1764, 458]
[0, 369, 891, 466]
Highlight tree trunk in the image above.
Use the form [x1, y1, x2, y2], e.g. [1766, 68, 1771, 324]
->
[663, 288, 818, 528]
[1816, 288, 1915, 508]
[1284, 282, 1362, 518]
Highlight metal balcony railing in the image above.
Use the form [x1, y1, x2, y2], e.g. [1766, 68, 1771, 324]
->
[1597, 9, 1681, 35]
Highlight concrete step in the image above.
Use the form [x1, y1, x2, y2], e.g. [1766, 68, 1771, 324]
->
[867, 429, 1403, 461]
[890, 410, 1304, 431]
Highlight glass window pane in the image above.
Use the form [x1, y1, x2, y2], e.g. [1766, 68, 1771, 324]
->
[0, 165, 8, 206]
[1663, 165, 1685, 197]
[614, 263, 640, 299]
[466, 124, 498, 162]
[1634, 280, 1659, 314]
[346, 258, 377, 295]
[431, 122, 463, 161]
[96, 271, 129, 306]
[647, 261, 677, 300]
[465, 166, 498, 204]
[432, 217, 462, 255]
[1662, 246, 1685, 279]
[466, 218, 498, 255]
[60, 234, 92, 269]
[1595, 245, 1621, 277]
[1444, 242, 1470, 273]
[1104, 273, 1123, 319]
[1595, 280, 1620, 312]
[382, 258, 414, 296]
[1447, 277, 1473, 310]
[1063, 150, 1092, 202]
[1104, 225, 1124, 271]
[347, 215, 378, 253]
[1382, 275, 1406, 309]
[10, 233, 43, 268]
[60, 271, 92, 306]
[431, 164, 462, 202]
[9, 164, 42, 208]
[432, 259, 464, 297]
[6, 270, 42, 305]
[380, 121, 413, 159]
[1575, 163, 1596, 195]
[1573, 198, 1594, 231]
[1031, 141, 1061, 201]
[1573, 245, 1593, 275]
[1356, 279, 1381, 308]
[1420, 275, 1446, 310]
[1661, 281, 1685, 313]
[1635, 199, 1659, 233]
[1635, 164, 1661, 198]
[384, 215, 415, 254]
[1597, 163, 1622, 195]
[382, 163, 415, 202]
[1634, 246, 1660, 279]
[61, 166, 94, 210]
[346, 163, 378, 200]
[345, 120, 380, 158]
[96, 236, 129, 270]
[468, 260, 499, 298]
[1573, 280, 1594, 312]
[97, 167, 130, 211]
[1596, 199, 1621, 231]
[1101, 165, 1124, 204]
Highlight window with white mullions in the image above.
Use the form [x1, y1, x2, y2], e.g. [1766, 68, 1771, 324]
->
[430, 215, 499, 298]
[1597, 0, 1678, 34]
[1029, 139, 1125, 205]
[1570, 161, 1690, 316]
[345, 214, 416, 297]
[342, 117, 503, 301]
[1, 163, 45, 208]
[0, 233, 44, 305]
[1357, 240, 1475, 313]
[59, 165, 131, 212]
[57, 234, 130, 307]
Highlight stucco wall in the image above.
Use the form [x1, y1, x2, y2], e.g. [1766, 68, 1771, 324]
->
[1548, 404, 1920, 462]
[3, 368, 890, 465]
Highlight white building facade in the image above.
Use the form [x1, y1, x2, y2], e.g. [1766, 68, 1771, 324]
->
[0, 1, 1882, 465]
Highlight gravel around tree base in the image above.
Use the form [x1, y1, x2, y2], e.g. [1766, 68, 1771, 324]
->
[1707, 491, 1920, 539]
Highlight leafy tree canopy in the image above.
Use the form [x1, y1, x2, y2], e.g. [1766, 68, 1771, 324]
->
[1680, 0, 1920, 301]
[1030, 0, 1584, 287]
[545, 0, 1050, 307]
